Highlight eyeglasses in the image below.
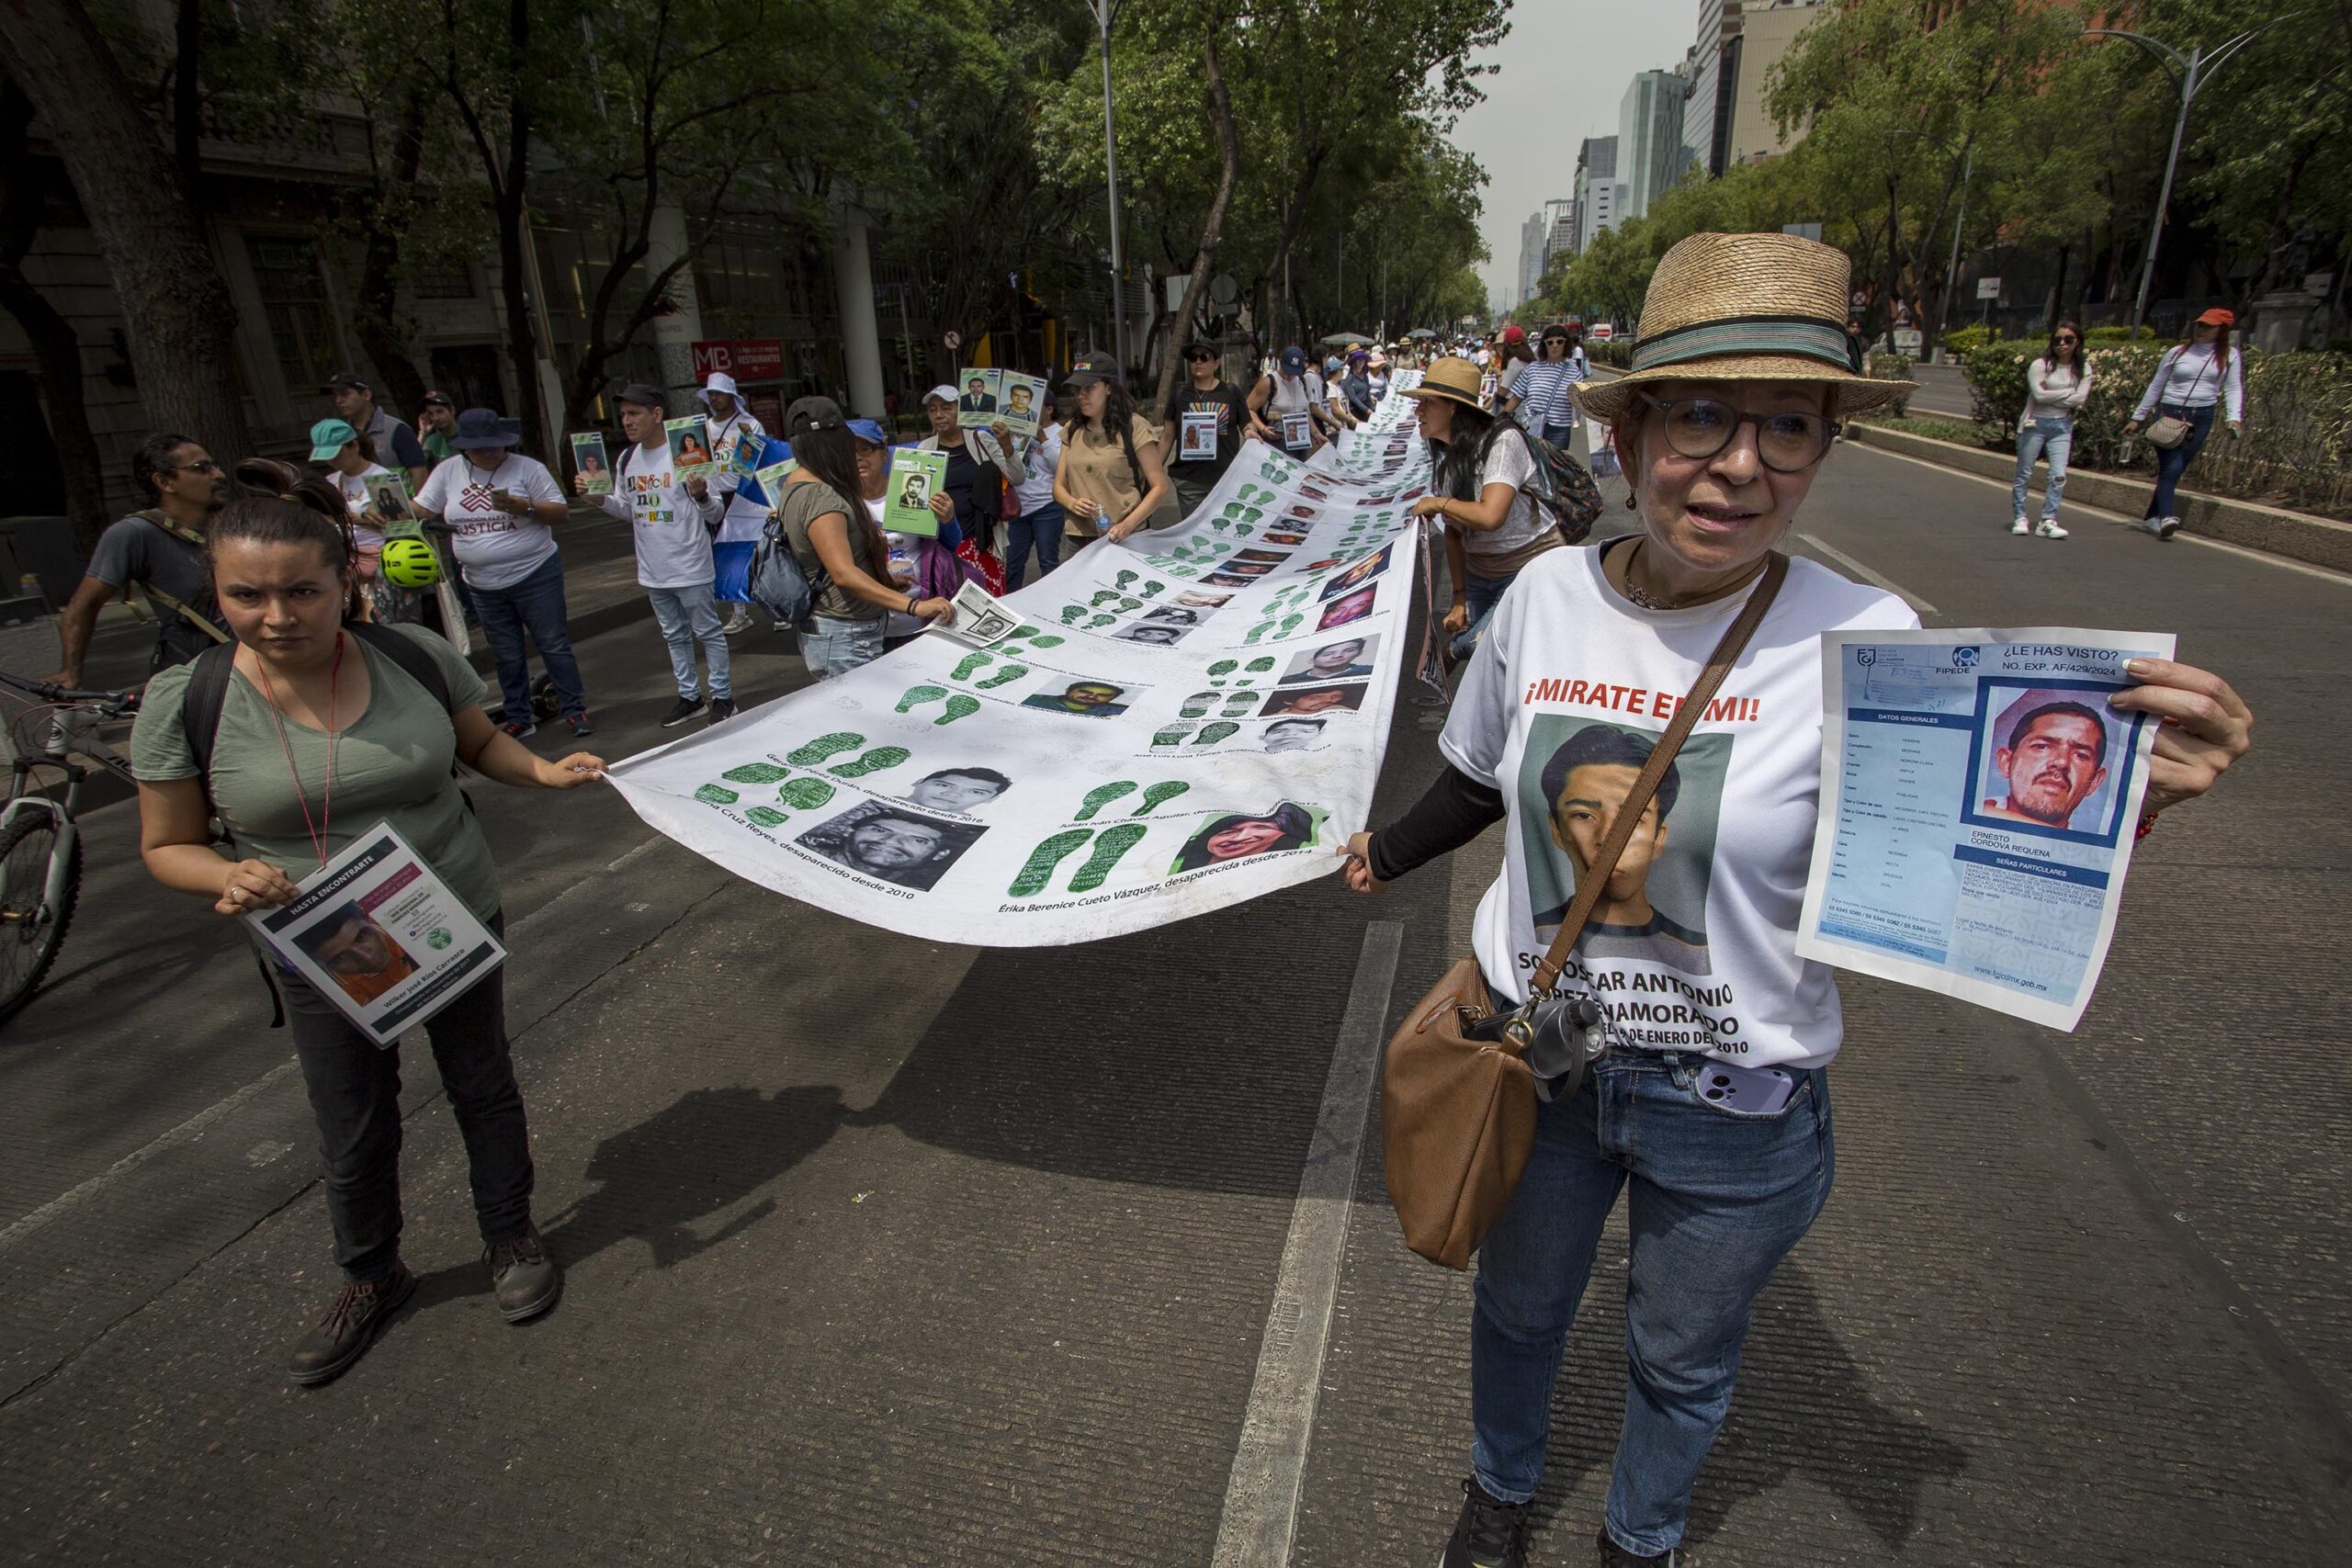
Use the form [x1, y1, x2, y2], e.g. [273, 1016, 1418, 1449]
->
[167, 458, 223, 475]
[2054, 333, 2080, 344]
[1636, 394, 1839, 473]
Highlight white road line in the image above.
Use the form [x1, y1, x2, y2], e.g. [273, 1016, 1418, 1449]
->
[1793, 532, 1940, 616]
[2174, 530, 2352, 587]
[1213, 919, 1404, 1568]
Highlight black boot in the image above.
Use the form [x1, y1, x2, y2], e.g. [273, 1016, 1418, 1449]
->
[1441, 1476, 1529, 1568]
[287, 1265, 416, 1386]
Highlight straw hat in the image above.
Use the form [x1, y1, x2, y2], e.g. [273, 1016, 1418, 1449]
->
[1397, 356, 1487, 412]
[1573, 231, 1910, 423]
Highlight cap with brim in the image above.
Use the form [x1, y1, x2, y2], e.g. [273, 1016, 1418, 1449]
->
[1397, 357, 1487, 412]
[924, 383, 960, 405]
[322, 372, 370, 393]
[2195, 307, 2235, 327]
[616, 382, 667, 411]
[1062, 353, 1121, 390]
[452, 408, 524, 450]
[308, 418, 359, 460]
[846, 418, 889, 446]
[1572, 231, 1911, 423]
[784, 396, 845, 436]
[420, 389, 455, 408]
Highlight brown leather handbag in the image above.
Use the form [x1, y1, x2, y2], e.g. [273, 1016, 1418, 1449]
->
[1380, 553, 1789, 1269]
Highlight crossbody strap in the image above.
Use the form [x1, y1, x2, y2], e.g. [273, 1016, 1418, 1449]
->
[1528, 551, 1789, 995]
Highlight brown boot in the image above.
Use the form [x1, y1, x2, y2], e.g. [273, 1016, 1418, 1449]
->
[486, 1224, 561, 1323]
[287, 1265, 416, 1387]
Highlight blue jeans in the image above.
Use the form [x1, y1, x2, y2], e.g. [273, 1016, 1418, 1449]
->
[1470, 1051, 1833, 1556]
[1448, 566, 1519, 662]
[470, 551, 586, 721]
[2145, 402, 2216, 520]
[2012, 417, 2074, 522]
[646, 583, 731, 702]
[1004, 502, 1065, 590]
[800, 613, 883, 680]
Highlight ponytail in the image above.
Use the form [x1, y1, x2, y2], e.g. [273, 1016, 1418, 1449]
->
[215, 457, 359, 616]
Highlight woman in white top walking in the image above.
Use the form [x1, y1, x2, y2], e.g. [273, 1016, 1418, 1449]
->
[2123, 306, 2245, 539]
[2009, 319, 2094, 538]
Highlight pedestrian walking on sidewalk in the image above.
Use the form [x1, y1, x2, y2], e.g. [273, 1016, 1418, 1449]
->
[579, 384, 733, 728]
[1336, 231, 2255, 1568]
[2124, 307, 2245, 540]
[1404, 357, 1556, 665]
[698, 371, 766, 633]
[2010, 320, 2093, 539]
[1162, 342, 1248, 522]
[1503, 322, 1588, 448]
[413, 408, 591, 740]
[777, 396, 955, 679]
[44, 433, 230, 686]
[127, 477, 605, 1386]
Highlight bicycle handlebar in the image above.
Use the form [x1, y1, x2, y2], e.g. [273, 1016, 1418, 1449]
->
[0, 670, 139, 712]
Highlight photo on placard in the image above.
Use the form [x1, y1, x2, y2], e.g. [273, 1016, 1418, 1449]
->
[956, 367, 1003, 428]
[1139, 605, 1210, 627]
[1179, 408, 1220, 460]
[883, 448, 947, 537]
[366, 474, 415, 525]
[1280, 635, 1379, 683]
[1204, 571, 1262, 587]
[1260, 716, 1329, 753]
[570, 433, 611, 494]
[897, 765, 1014, 816]
[1262, 530, 1309, 547]
[1169, 801, 1326, 874]
[999, 373, 1047, 438]
[1962, 681, 2142, 845]
[1114, 622, 1193, 648]
[1174, 589, 1235, 609]
[1230, 547, 1290, 565]
[1317, 542, 1395, 600]
[1260, 682, 1367, 718]
[665, 416, 716, 479]
[1515, 716, 1734, 974]
[1317, 585, 1378, 630]
[1020, 679, 1132, 717]
[796, 799, 989, 893]
[1287, 503, 1322, 522]
[294, 901, 421, 1008]
[1212, 559, 1275, 578]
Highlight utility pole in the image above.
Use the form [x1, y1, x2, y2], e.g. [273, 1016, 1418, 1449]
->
[2085, 19, 2287, 339]
[1088, 0, 1127, 376]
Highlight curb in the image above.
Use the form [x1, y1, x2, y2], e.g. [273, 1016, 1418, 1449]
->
[1844, 421, 2352, 574]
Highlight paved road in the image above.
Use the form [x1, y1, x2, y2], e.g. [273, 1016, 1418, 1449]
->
[1, 446, 2346, 1565]
[1901, 360, 1976, 420]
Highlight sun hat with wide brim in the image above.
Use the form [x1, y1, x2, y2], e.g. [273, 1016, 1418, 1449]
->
[1572, 231, 1911, 423]
[1396, 356, 1488, 413]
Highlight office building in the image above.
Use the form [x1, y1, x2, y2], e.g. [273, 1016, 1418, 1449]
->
[1574, 137, 1623, 254]
[1519, 210, 1549, 308]
[1619, 69, 1690, 220]
[1683, 1, 1829, 178]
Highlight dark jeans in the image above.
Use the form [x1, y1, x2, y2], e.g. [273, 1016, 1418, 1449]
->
[283, 914, 535, 1282]
[2145, 402, 2216, 521]
[470, 551, 586, 721]
[1170, 468, 1221, 522]
[1448, 566, 1520, 662]
[1004, 502, 1065, 591]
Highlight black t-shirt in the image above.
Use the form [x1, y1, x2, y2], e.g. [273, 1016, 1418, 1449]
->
[1163, 381, 1250, 479]
[937, 438, 997, 538]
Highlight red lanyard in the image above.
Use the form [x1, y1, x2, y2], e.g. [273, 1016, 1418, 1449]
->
[253, 633, 344, 869]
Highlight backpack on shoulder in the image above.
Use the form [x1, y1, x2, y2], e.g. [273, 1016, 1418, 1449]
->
[1481, 424, 1603, 547]
[746, 509, 831, 626]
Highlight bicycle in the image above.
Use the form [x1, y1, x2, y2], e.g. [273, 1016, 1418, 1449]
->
[0, 670, 140, 1024]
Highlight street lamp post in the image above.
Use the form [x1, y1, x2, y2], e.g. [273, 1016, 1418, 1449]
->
[1087, 0, 1127, 376]
[2086, 20, 2286, 339]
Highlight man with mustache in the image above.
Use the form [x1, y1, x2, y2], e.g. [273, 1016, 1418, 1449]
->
[1984, 701, 2110, 830]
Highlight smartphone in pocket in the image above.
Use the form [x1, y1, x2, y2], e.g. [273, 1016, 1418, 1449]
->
[1692, 1060, 1798, 1116]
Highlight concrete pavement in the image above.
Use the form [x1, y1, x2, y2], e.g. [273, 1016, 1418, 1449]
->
[1, 442, 2346, 1565]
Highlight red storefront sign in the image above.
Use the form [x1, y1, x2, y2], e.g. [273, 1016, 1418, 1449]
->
[690, 338, 785, 382]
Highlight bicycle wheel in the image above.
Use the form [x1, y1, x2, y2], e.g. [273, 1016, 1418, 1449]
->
[0, 812, 79, 1027]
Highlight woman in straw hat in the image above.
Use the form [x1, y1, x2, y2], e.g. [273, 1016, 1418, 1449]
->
[1397, 356, 1560, 663]
[1338, 231, 2253, 1568]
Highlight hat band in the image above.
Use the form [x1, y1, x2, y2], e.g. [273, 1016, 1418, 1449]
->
[1631, 315, 1861, 376]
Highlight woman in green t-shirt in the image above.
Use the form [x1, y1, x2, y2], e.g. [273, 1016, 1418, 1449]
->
[129, 475, 605, 1388]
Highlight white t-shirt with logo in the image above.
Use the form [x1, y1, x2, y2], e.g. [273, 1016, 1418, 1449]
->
[605, 439, 718, 590]
[414, 454, 566, 591]
[333, 464, 394, 551]
[1441, 545, 1919, 1069]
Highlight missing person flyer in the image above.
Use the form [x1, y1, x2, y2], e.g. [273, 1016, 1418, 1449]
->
[1796, 626, 2175, 1031]
[884, 448, 947, 538]
[665, 416, 717, 481]
[246, 824, 506, 1047]
[571, 433, 612, 494]
[955, 367, 1003, 429]
[998, 372, 1047, 437]
[366, 473, 419, 533]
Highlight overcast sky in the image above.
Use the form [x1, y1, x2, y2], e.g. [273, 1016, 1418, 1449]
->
[1447, 2, 1695, 306]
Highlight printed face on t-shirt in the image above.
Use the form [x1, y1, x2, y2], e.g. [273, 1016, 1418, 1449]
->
[1550, 761, 1668, 908]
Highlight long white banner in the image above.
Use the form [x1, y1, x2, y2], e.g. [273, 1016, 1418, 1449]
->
[605, 381, 1430, 945]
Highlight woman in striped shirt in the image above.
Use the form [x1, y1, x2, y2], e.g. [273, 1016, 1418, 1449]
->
[1503, 322, 1591, 446]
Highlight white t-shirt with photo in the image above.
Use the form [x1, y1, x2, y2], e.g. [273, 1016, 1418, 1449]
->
[608, 439, 717, 590]
[1442, 545, 1918, 1069]
[333, 463, 394, 551]
[414, 454, 566, 591]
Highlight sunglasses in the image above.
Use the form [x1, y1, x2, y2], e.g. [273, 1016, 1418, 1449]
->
[167, 458, 223, 475]
[1635, 394, 1840, 473]
[2054, 333, 2080, 344]
[1184, 351, 1216, 363]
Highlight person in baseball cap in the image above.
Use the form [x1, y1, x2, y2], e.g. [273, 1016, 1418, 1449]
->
[321, 372, 429, 484]
[415, 389, 459, 461]
[1250, 345, 1330, 456]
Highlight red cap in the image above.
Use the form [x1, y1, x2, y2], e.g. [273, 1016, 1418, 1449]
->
[1499, 325, 1526, 344]
[2195, 307, 2234, 328]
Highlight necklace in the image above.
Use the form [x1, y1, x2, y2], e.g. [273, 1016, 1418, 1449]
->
[1620, 540, 1768, 613]
[252, 632, 345, 869]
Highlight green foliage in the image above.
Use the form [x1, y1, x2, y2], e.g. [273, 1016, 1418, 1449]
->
[1865, 351, 1915, 416]
[1853, 414, 1984, 446]
[1939, 324, 1996, 356]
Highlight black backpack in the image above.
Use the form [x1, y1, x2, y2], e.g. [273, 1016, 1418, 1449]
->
[1475, 423, 1603, 546]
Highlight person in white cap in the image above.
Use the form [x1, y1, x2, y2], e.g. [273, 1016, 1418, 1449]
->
[698, 372, 766, 632]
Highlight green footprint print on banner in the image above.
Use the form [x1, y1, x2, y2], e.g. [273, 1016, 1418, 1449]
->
[895, 685, 947, 715]
[1068, 824, 1147, 893]
[1221, 698, 1256, 718]
[1114, 596, 1142, 614]
[975, 662, 1028, 689]
[1278, 613, 1303, 637]
[1131, 780, 1190, 817]
[1180, 693, 1218, 718]
[1091, 589, 1123, 608]
[1114, 570, 1138, 591]
[1243, 621, 1275, 646]
[1025, 635, 1065, 649]
[1009, 830, 1093, 897]
[1136, 580, 1165, 597]
[1075, 781, 1138, 820]
[935, 694, 981, 726]
[1001, 625, 1040, 643]
[829, 745, 909, 778]
[745, 806, 787, 829]
[1231, 525, 1253, 538]
[695, 784, 740, 805]
[1245, 656, 1275, 675]
[1086, 614, 1115, 629]
[1191, 721, 1239, 745]
[722, 761, 791, 784]
[949, 650, 995, 682]
[786, 731, 864, 766]
[1205, 660, 1238, 685]
[778, 778, 836, 810]
[1151, 723, 1196, 748]
[1061, 606, 1089, 625]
